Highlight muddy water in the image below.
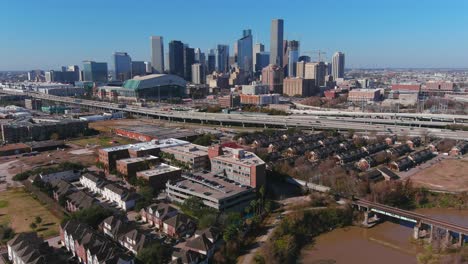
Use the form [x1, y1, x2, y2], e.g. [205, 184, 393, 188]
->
[299, 208, 468, 264]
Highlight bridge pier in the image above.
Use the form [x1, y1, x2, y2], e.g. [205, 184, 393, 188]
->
[458, 233, 464, 247]
[413, 224, 421, 240]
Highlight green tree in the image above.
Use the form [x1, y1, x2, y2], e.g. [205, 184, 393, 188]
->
[62, 205, 114, 228]
[35, 216, 42, 225]
[137, 242, 171, 264]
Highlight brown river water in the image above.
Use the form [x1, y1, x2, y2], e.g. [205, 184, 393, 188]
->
[299, 208, 468, 264]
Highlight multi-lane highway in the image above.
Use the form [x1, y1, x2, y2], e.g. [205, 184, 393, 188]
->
[2, 89, 468, 140]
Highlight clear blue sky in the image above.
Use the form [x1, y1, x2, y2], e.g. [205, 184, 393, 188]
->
[1, 0, 468, 70]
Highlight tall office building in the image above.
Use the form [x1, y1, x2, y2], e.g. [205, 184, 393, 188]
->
[144, 62, 152, 74]
[131, 61, 146, 77]
[296, 61, 305, 78]
[253, 43, 264, 73]
[262, 64, 284, 94]
[255, 52, 270, 73]
[82, 61, 108, 82]
[270, 19, 284, 66]
[305, 62, 326, 86]
[191, 63, 205, 84]
[194, 48, 205, 65]
[325, 62, 332, 76]
[150, 36, 164, 73]
[45, 65, 80, 83]
[332, 51, 345, 80]
[183, 45, 195, 81]
[288, 40, 299, 77]
[169, 40, 185, 78]
[215, 44, 229, 73]
[237, 29, 253, 75]
[113, 52, 132, 81]
[207, 50, 216, 74]
[282, 40, 289, 68]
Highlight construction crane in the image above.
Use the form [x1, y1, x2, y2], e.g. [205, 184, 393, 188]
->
[303, 50, 327, 62]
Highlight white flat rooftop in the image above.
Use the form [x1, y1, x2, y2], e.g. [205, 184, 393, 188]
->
[101, 138, 190, 152]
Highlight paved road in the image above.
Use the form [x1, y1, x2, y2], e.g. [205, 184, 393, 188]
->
[3, 90, 468, 140]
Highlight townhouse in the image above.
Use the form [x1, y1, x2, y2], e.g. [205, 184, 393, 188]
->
[60, 220, 134, 264]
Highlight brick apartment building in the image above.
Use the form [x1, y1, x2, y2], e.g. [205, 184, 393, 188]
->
[208, 145, 265, 188]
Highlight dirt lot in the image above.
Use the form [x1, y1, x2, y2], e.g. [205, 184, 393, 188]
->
[1, 143, 97, 180]
[0, 188, 60, 238]
[70, 134, 137, 148]
[410, 156, 468, 192]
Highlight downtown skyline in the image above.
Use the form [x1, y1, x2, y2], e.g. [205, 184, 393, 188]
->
[1, 0, 468, 70]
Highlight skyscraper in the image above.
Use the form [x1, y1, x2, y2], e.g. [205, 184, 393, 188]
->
[150, 36, 165, 73]
[332, 51, 345, 80]
[113, 52, 132, 81]
[191, 63, 205, 84]
[144, 62, 152, 74]
[304, 62, 326, 86]
[183, 45, 195, 81]
[237, 29, 253, 75]
[82, 61, 108, 83]
[169, 40, 184, 78]
[288, 40, 299, 77]
[215, 45, 229, 73]
[270, 19, 284, 66]
[282, 40, 289, 69]
[207, 50, 216, 74]
[296, 61, 305, 78]
[255, 52, 270, 73]
[131, 61, 146, 77]
[194, 48, 205, 65]
[253, 43, 264, 73]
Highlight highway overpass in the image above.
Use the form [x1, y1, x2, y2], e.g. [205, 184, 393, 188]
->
[2, 89, 468, 140]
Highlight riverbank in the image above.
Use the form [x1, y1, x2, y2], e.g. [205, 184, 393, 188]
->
[299, 208, 468, 264]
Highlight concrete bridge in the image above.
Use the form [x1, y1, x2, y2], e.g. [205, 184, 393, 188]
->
[353, 199, 467, 247]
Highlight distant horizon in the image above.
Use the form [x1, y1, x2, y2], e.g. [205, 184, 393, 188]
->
[2, 67, 468, 73]
[1, 0, 467, 70]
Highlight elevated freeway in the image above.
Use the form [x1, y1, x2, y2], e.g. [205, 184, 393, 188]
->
[2, 89, 468, 140]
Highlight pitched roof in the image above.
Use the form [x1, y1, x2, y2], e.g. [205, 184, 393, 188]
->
[164, 213, 194, 230]
[185, 234, 213, 254]
[8, 232, 68, 264]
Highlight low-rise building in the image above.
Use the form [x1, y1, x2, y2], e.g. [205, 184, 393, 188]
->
[166, 172, 256, 211]
[218, 94, 240, 108]
[8, 232, 71, 264]
[136, 163, 182, 191]
[241, 83, 269, 95]
[65, 190, 99, 212]
[116, 155, 160, 178]
[140, 203, 179, 230]
[162, 213, 196, 238]
[208, 145, 266, 188]
[60, 220, 134, 264]
[161, 143, 209, 171]
[98, 138, 189, 173]
[102, 184, 138, 211]
[39, 169, 81, 183]
[348, 89, 381, 103]
[99, 216, 149, 255]
[239, 93, 280, 105]
[80, 173, 107, 195]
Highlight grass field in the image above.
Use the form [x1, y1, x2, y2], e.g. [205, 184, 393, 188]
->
[70, 135, 137, 148]
[0, 188, 60, 238]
